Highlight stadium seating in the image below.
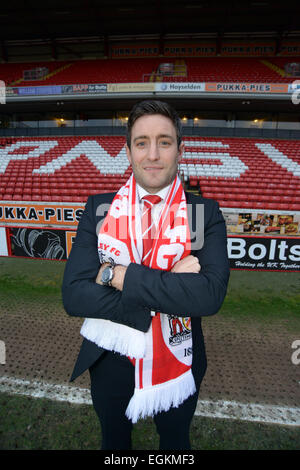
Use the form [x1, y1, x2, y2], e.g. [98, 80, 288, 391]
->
[182, 57, 296, 83]
[0, 61, 71, 86]
[1, 56, 298, 86]
[1, 59, 162, 86]
[0, 135, 299, 211]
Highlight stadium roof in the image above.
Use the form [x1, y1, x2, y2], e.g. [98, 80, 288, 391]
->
[1, 0, 300, 42]
[1, 1, 300, 116]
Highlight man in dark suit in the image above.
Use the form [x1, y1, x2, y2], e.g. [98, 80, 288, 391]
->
[62, 100, 230, 450]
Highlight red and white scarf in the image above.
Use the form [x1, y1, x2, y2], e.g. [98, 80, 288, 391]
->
[81, 174, 196, 422]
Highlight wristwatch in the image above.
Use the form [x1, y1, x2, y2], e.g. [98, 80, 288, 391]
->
[101, 264, 115, 286]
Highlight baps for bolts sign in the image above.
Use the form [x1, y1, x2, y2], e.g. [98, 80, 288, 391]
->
[228, 236, 300, 271]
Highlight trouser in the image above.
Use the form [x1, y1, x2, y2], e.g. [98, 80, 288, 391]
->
[89, 348, 206, 450]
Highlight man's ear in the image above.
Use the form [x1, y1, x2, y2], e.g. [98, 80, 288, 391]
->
[125, 144, 132, 165]
[177, 142, 185, 163]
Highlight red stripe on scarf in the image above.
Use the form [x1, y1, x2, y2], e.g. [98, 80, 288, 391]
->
[151, 315, 191, 386]
[139, 359, 143, 389]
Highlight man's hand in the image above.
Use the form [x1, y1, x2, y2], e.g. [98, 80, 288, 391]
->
[171, 255, 201, 274]
[96, 263, 127, 291]
[111, 265, 127, 291]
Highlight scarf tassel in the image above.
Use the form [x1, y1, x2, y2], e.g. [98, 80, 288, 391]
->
[80, 318, 146, 359]
[125, 369, 196, 423]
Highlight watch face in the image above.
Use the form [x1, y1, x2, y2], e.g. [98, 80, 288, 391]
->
[102, 266, 113, 284]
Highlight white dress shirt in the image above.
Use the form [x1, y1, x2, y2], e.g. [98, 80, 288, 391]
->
[136, 183, 171, 228]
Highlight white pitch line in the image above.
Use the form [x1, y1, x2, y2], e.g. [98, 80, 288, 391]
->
[195, 399, 300, 427]
[0, 375, 92, 405]
[0, 375, 300, 427]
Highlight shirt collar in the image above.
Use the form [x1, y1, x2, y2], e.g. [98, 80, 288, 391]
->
[137, 183, 171, 203]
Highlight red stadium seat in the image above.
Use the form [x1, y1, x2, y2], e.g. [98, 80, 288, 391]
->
[0, 56, 297, 87]
[0, 135, 299, 214]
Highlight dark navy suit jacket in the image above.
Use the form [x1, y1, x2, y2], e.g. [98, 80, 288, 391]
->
[62, 191, 230, 382]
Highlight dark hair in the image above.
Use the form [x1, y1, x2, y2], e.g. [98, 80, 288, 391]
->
[126, 100, 182, 149]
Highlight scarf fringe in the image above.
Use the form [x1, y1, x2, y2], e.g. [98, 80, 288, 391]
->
[125, 369, 196, 423]
[80, 319, 146, 359]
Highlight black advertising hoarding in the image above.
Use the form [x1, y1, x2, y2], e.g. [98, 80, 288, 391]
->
[87, 84, 107, 93]
[7, 227, 76, 261]
[228, 235, 300, 272]
[61, 84, 107, 94]
[1, 226, 299, 272]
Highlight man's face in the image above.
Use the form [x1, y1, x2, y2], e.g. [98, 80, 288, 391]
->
[126, 114, 184, 194]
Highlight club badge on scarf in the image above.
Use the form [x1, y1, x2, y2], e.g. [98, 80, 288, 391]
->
[80, 174, 196, 423]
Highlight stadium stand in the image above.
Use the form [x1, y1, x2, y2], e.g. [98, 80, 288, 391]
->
[0, 61, 72, 86]
[1, 136, 299, 210]
[1, 56, 299, 86]
[166, 57, 298, 83]
[1, 59, 161, 86]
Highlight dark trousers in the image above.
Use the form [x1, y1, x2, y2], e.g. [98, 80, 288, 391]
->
[89, 348, 206, 450]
